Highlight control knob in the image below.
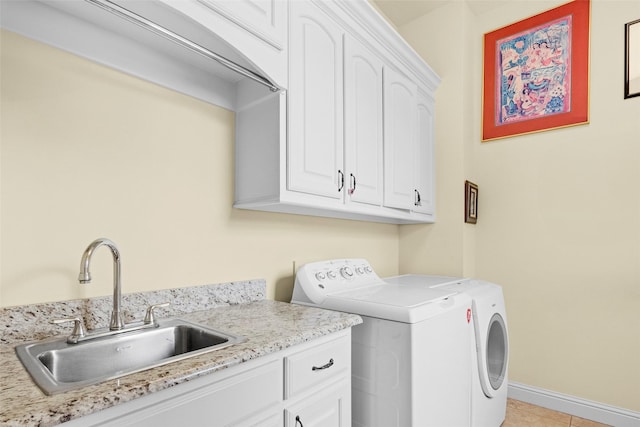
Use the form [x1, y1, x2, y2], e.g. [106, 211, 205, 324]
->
[340, 266, 354, 279]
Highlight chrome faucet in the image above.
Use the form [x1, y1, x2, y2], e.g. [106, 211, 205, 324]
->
[78, 238, 125, 331]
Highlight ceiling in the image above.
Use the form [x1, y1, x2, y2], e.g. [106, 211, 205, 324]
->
[373, 0, 506, 27]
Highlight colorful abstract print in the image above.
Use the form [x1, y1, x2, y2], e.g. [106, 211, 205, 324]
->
[497, 16, 572, 125]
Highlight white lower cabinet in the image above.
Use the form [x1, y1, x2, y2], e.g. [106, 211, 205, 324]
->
[284, 332, 351, 426]
[65, 330, 352, 427]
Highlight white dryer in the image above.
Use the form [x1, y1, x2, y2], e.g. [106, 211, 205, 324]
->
[445, 280, 509, 427]
[291, 259, 473, 427]
[387, 275, 509, 427]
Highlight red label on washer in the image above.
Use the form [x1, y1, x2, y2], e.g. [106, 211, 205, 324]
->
[466, 308, 472, 323]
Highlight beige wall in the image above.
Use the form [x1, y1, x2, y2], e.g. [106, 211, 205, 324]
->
[399, 0, 640, 412]
[399, 1, 472, 277]
[0, 30, 399, 307]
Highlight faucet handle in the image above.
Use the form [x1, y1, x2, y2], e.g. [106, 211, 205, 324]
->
[53, 317, 87, 343]
[144, 302, 170, 325]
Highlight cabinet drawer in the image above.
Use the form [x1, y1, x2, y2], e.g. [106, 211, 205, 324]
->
[284, 334, 350, 398]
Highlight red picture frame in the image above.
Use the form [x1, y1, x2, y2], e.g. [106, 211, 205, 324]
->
[482, 0, 590, 142]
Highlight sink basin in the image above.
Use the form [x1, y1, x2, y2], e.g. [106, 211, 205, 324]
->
[15, 318, 244, 395]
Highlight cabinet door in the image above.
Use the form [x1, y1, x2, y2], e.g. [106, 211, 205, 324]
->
[79, 359, 282, 427]
[344, 35, 384, 206]
[198, 0, 286, 50]
[288, 1, 344, 199]
[383, 67, 417, 210]
[285, 380, 350, 427]
[413, 90, 435, 215]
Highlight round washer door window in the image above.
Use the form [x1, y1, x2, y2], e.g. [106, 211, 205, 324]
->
[486, 313, 508, 390]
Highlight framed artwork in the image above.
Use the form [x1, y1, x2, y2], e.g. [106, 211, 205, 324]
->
[482, 0, 590, 141]
[625, 19, 640, 99]
[465, 181, 478, 224]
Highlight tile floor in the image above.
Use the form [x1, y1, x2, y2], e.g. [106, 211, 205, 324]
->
[502, 399, 611, 427]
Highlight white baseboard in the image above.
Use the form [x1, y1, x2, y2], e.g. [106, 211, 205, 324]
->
[508, 382, 640, 427]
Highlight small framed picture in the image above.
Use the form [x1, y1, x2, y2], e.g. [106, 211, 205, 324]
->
[625, 18, 640, 99]
[465, 181, 478, 224]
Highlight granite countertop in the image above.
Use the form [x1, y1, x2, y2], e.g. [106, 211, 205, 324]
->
[0, 281, 362, 426]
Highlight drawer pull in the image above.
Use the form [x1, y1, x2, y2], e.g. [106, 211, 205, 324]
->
[311, 358, 334, 371]
[296, 415, 304, 427]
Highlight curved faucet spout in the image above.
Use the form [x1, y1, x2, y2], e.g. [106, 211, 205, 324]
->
[79, 238, 125, 331]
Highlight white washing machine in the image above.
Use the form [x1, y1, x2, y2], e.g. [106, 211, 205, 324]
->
[291, 259, 473, 427]
[386, 275, 509, 427]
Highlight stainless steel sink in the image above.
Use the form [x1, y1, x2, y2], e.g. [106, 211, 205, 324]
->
[15, 318, 244, 395]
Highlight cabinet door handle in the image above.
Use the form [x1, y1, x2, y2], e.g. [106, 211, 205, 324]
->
[338, 170, 344, 192]
[414, 189, 422, 206]
[296, 415, 304, 427]
[312, 358, 334, 371]
[349, 173, 356, 195]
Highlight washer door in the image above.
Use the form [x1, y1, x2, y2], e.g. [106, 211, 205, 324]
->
[477, 312, 508, 398]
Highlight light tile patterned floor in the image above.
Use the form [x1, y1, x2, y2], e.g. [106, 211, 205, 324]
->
[503, 399, 611, 427]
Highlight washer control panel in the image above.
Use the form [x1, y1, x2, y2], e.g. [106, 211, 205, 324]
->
[291, 259, 381, 305]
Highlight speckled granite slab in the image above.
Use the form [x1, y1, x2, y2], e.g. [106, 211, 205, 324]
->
[0, 281, 361, 427]
[1, 280, 266, 345]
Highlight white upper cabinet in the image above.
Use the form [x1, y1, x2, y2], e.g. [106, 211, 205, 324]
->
[344, 35, 384, 207]
[198, 0, 287, 50]
[2, 0, 441, 224]
[175, 0, 288, 90]
[288, 1, 344, 200]
[235, 0, 440, 224]
[383, 71, 435, 216]
[1, 0, 286, 111]
[383, 67, 417, 210]
[287, 3, 385, 208]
